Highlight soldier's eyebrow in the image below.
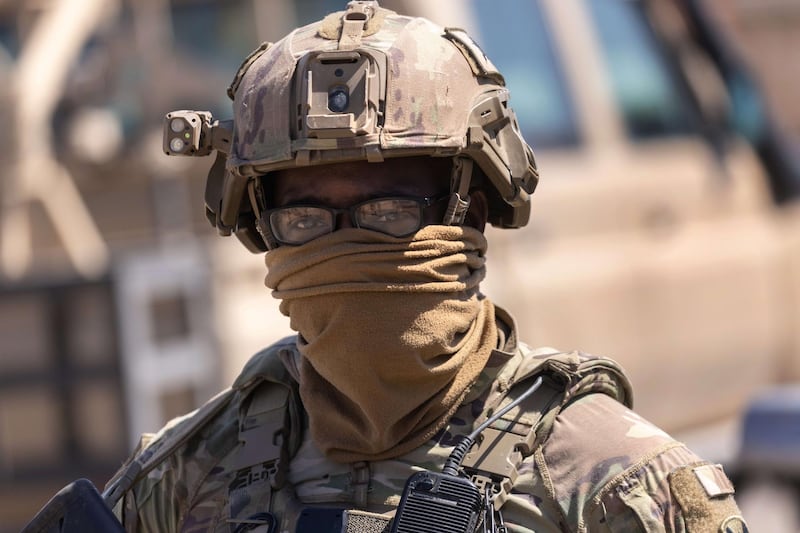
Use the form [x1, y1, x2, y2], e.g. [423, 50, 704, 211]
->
[278, 195, 328, 206]
[280, 189, 429, 206]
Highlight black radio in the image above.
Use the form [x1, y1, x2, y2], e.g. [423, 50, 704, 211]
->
[389, 376, 544, 533]
[391, 471, 483, 533]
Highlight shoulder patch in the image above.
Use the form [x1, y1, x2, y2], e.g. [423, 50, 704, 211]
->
[693, 464, 734, 498]
[669, 463, 747, 532]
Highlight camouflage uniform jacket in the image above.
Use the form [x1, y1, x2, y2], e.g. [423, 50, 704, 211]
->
[108, 313, 746, 532]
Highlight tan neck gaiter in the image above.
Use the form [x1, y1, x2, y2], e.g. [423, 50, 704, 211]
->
[264, 225, 497, 463]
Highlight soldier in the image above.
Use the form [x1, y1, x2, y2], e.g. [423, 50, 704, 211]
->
[105, 2, 748, 531]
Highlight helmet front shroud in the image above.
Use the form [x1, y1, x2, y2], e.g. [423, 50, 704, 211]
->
[205, 1, 538, 252]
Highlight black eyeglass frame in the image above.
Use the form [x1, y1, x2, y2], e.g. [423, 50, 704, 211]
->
[259, 195, 449, 247]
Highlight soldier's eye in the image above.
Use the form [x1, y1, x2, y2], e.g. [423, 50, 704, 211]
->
[270, 206, 333, 244]
[357, 199, 421, 236]
[289, 214, 328, 230]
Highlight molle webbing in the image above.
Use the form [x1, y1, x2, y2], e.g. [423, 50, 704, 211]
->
[228, 335, 304, 485]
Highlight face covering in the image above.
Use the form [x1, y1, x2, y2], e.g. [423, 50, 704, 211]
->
[264, 225, 498, 463]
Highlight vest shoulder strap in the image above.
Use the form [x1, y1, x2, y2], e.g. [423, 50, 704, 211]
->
[512, 345, 633, 410]
[461, 345, 633, 509]
[103, 336, 301, 508]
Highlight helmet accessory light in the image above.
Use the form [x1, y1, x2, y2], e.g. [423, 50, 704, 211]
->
[162, 110, 222, 156]
[170, 118, 187, 133]
[170, 137, 186, 152]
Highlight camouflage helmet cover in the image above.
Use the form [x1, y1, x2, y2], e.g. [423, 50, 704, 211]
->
[213, 0, 538, 251]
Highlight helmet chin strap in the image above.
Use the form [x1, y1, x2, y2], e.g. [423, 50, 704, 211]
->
[443, 157, 473, 225]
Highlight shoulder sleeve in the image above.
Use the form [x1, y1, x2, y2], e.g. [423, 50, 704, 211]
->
[110, 428, 186, 532]
[107, 338, 300, 531]
[109, 401, 242, 533]
[536, 393, 747, 532]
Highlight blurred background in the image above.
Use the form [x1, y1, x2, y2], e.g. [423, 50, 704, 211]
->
[0, 0, 799, 530]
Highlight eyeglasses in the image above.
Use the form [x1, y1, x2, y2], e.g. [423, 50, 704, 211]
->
[266, 195, 447, 246]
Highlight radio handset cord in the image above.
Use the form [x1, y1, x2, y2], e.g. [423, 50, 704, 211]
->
[391, 376, 544, 533]
[442, 375, 544, 476]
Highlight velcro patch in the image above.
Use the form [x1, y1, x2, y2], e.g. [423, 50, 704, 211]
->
[669, 463, 747, 533]
[693, 464, 735, 498]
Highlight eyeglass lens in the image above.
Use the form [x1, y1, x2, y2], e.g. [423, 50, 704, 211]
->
[269, 198, 426, 245]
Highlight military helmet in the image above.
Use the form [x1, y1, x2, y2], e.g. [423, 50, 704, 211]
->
[177, 0, 538, 251]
